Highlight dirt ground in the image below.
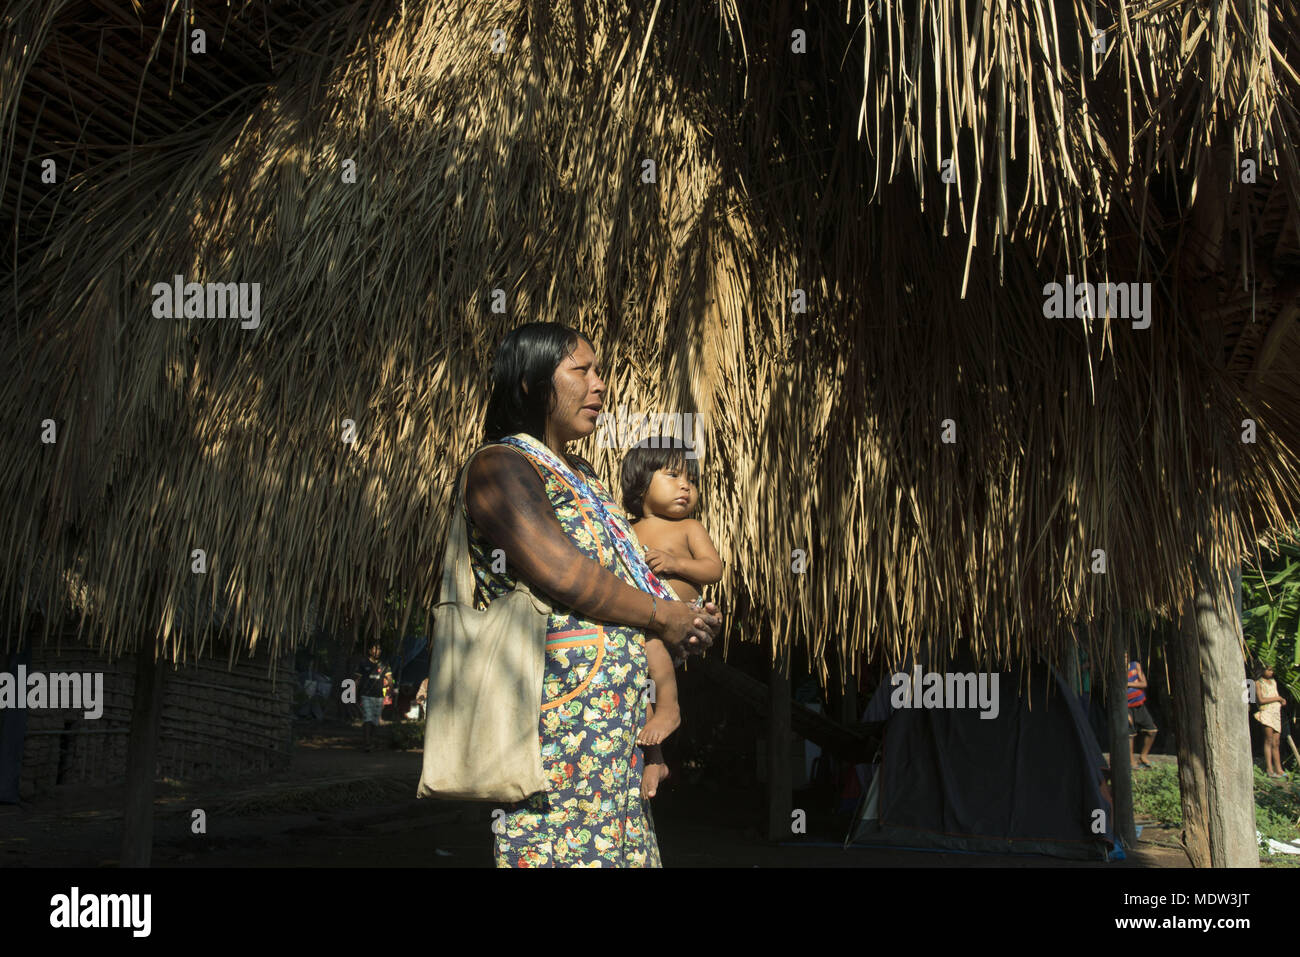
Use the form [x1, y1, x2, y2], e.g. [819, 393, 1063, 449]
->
[0, 721, 1190, 868]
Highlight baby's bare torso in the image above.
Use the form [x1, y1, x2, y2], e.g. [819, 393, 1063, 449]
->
[630, 518, 700, 603]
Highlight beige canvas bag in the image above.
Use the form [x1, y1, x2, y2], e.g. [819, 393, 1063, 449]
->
[416, 445, 552, 801]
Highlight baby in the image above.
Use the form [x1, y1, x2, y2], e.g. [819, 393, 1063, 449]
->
[619, 437, 724, 751]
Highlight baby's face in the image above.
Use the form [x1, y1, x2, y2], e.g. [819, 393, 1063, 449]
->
[644, 464, 698, 519]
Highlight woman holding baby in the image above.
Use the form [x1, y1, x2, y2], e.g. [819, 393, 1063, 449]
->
[459, 322, 723, 867]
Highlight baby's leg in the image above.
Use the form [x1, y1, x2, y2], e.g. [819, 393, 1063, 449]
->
[637, 638, 681, 746]
[640, 742, 670, 800]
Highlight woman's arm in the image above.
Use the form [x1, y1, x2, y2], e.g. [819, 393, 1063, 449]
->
[463, 446, 719, 652]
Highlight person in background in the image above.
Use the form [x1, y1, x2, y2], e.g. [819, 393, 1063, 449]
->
[1254, 664, 1288, 778]
[353, 642, 391, 752]
[1127, 657, 1157, 769]
[414, 676, 429, 722]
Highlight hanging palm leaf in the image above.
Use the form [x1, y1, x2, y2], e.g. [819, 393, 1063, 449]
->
[0, 0, 1298, 679]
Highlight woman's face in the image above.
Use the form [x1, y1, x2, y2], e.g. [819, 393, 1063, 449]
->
[1264, 667, 1275, 679]
[642, 460, 698, 520]
[544, 338, 605, 446]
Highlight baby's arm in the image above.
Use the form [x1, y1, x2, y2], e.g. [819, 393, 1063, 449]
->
[673, 519, 724, 585]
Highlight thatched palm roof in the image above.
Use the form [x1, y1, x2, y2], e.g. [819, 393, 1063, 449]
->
[3, 1, 1299, 679]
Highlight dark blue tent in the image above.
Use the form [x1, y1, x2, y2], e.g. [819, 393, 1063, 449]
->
[393, 634, 429, 686]
[850, 650, 1115, 861]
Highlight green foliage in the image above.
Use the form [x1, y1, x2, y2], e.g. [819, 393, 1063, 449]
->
[1242, 539, 1300, 707]
[1130, 763, 1300, 861]
[1131, 763, 1183, 827]
[388, 719, 425, 750]
[352, 589, 429, 660]
[380, 589, 427, 646]
[1253, 765, 1300, 847]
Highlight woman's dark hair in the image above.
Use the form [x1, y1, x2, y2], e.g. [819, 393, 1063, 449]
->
[620, 437, 701, 520]
[482, 322, 595, 443]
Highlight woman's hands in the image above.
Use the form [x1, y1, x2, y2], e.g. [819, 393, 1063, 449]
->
[652, 599, 721, 657]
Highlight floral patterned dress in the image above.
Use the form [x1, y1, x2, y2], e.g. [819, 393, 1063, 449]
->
[463, 442, 661, 867]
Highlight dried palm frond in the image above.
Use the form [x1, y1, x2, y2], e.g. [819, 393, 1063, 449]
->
[1, 1, 1297, 686]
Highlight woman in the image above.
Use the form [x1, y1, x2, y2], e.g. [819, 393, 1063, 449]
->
[1254, 665, 1288, 778]
[462, 322, 722, 867]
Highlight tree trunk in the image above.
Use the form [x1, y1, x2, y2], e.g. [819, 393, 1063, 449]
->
[1173, 562, 1257, 867]
[1170, 119, 1255, 868]
[1167, 604, 1211, 866]
[120, 647, 166, 867]
[767, 645, 792, 841]
[1199, 564, 1257, 866]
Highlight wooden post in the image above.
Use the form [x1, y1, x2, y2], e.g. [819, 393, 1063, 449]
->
[1107, 615, 1137, 848]
[767, 643, 792, 842]
[1168, 589, 1212, 866]
[120, 645, 166, 867]
[1171, 560, 1257, 867]
[1168, 141, 1257, 866]
[1194, 563, 1257, 866]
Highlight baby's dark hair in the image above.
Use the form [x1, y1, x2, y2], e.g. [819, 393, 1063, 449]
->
[620, 437, 701, 521]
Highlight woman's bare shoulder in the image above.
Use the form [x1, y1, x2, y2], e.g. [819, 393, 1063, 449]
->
[465, 444, 544, 488]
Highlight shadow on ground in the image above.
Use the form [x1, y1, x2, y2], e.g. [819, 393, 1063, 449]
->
[0, 722, 1190, 867]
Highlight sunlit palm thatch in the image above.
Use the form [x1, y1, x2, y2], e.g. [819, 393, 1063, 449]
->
[2, 0, 1299, 683]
